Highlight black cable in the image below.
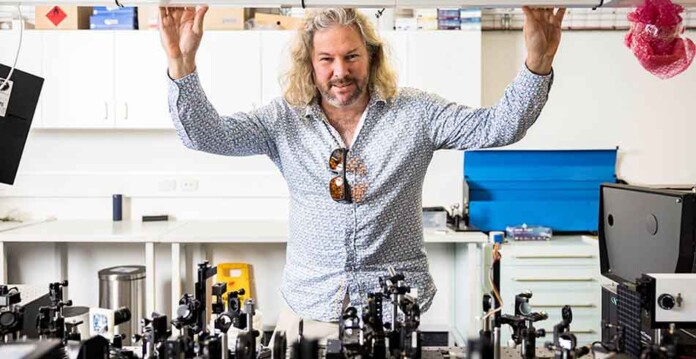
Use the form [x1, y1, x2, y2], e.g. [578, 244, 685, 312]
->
[592, 0, 605, 10]
[301, 0, 305, 9]
[114, 0, 124, 8]
[591, 334, 620, 356]
[590, 341, 605, 356]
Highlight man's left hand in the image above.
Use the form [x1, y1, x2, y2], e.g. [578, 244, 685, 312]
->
[522, 6, 566, 75]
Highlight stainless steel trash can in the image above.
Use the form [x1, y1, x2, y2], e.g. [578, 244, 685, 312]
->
[98, 265, 145, 345]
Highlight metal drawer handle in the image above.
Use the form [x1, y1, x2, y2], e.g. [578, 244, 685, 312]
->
[533, 304, 596, 308]
[568, 329, 595, 334]
[512, 255, 595, 259]
[512, 277, 595, 282]
[541, 328, 596, 334]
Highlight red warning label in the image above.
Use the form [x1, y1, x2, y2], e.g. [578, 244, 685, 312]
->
[46, 6, 67, 27]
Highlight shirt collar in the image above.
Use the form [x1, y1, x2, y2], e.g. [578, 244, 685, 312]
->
[303, 87, 386, 121]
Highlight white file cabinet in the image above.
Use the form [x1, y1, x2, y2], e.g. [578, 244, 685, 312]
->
[498, 236, 601, 347]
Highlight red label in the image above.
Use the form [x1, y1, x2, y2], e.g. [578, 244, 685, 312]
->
[46, 6, 67, 27]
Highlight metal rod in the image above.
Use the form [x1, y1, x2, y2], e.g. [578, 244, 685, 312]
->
[493, 327, 501, 359]
[221, 332, 229, 359]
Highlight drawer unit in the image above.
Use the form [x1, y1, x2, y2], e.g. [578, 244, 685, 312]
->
[498, 236, 601, 347]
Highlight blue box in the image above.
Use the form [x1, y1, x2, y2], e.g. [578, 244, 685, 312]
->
[92, 6, 137, 16]
[90, 13, 137, 30]
[464, 149, 618, 232]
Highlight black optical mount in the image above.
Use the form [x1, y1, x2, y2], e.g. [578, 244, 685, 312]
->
[544, 306, 591, 359]
[0, 285, 23, 340]
[500, 291, 548, 359]
[380, 268, 422, 359]
[133, 312, 171, 359]
[36, 280, 72, 342]
[196, 261, 218, 335]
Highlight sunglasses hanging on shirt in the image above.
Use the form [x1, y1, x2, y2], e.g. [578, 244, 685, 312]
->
[329, 148, 352, 203]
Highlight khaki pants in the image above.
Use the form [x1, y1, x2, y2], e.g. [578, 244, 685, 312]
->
[268, 302, 340, 352]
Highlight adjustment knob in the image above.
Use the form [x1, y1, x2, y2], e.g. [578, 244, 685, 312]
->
[658, 294, 676, 310]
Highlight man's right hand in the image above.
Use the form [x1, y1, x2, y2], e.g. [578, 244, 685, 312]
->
[159, 6, 208, 79]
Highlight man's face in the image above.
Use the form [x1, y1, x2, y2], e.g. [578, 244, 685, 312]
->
[312, 25, 370, 108]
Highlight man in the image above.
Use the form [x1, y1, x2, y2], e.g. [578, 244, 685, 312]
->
[160, 6, 565, 345]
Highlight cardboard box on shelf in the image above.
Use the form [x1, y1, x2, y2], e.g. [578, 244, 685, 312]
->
[395, 17, 417, 31]
[253, 12, 302, 30]
[203, 8, 251, 30]
[0, 18, 35, 30]
[137, 6, 159, 30]
[35, 6, 92, 30]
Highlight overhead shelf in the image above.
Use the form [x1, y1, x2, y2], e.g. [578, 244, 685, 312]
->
[1, 0, 696, 8]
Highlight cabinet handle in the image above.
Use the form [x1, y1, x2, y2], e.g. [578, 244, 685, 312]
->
[511, 277, 595, 282]
[104, 102, 109, 120]
[124, 102, 128, 120]
[541, 328, 595, 334]
[533, 304, 596, 308]
[512, 255, 595, 259]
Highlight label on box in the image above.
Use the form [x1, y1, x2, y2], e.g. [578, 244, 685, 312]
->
[0, 78, 12, 117]
[46, 6, 68, 26]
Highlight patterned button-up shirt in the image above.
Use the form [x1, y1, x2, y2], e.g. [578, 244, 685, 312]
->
[168, 65, 553, 322]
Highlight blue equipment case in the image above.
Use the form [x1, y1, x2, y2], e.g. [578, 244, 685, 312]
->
[92, 6, 137, 16]
[463, 149, 618, 232]
[89, 13, 138, 30]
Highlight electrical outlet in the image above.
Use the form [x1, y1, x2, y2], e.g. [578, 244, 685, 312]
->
[158, 179, 177, 192]
[181, 178, 199, 192]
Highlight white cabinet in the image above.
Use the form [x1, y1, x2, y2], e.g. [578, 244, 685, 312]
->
[499, 236, 602, 346]
[42, 31, 171, 129]
[260, 31, 293, 105]
[34, 30, 263, 129]
[407, 31, 482, 107]
[198, 31, 262, 115]
[0, 31, 43, 74]
[114, 31, 172, 129]
[0, 30, 44, 126]
[41, 31, 115, 129]
[16, 30, 483, 129]
[38, 30, 215, 129]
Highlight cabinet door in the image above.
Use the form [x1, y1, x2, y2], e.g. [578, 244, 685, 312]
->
[407, 31, 481, 107]
[197, 31, 261, 116]
[114, 31, 171, 129]
[260, 31, 293, 105]
[0, 30, 44, 127]
[42, 31, 115, 128]
[380, 31, 409, 87]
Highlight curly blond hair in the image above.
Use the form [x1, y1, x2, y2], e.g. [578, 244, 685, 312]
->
[282, 8, 398, 107]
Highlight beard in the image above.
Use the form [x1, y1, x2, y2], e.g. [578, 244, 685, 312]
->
[318, 76, 366, 108]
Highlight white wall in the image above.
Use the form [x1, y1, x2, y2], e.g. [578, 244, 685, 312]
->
[482, 30, 696, 185]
